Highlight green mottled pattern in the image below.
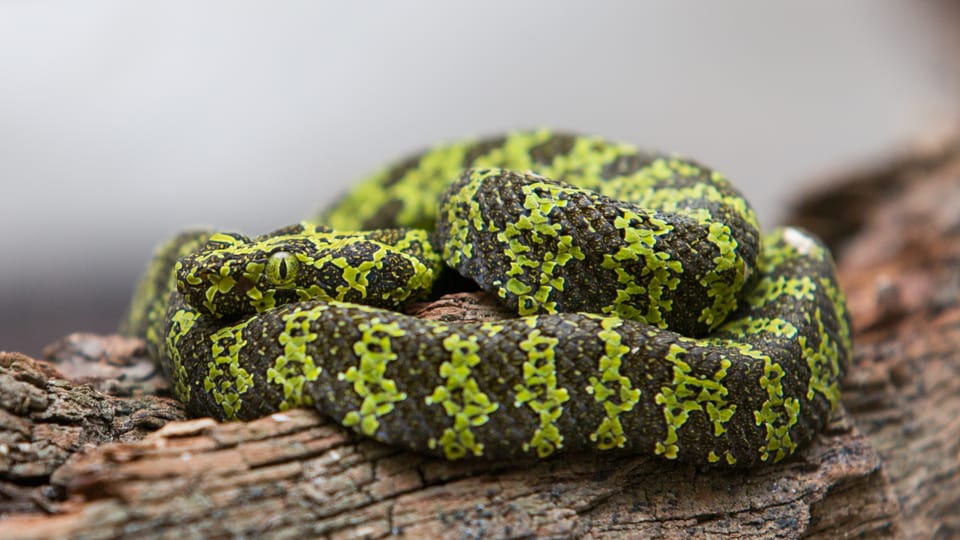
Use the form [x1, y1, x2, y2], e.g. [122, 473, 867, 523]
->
[176, 222, 441, 319]
[436, 168, 755, 337]
[121, 229, 214, 363]
[125, 130, 852, 468]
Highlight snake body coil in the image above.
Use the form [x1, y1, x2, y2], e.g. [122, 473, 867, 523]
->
[123, 130, 851, 467]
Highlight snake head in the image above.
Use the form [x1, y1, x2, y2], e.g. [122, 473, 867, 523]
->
[175, 225, 440, 320]
[175, 230, 302, 319]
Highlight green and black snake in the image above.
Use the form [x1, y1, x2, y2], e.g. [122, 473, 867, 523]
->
[122, 129, 851, 467]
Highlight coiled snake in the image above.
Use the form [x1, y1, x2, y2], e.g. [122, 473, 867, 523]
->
[122, 130, 851, 467]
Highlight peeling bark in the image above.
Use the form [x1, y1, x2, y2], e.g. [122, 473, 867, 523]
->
[0, 349, 184, 516]
[0, 406, 894, 539]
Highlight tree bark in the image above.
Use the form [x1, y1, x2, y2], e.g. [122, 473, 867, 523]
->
[2, 130, 960, 538]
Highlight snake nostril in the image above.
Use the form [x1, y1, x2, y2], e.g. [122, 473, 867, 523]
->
[197, 270, 217, 285]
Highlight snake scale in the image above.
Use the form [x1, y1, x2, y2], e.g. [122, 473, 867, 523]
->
[122, 129, 851, 467]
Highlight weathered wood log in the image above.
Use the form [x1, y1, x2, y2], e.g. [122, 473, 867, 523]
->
[2, 129, 960, 538]
[0, 344, 184, 517]
[796, 129, 960, 539]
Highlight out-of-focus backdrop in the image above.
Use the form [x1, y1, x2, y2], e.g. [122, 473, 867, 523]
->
[1, 2, 958, 356]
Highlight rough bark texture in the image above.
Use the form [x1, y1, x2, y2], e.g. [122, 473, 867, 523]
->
[2, 130, 960, 538]
[794, 129, 960, 539]
[0, 344, 184, 517]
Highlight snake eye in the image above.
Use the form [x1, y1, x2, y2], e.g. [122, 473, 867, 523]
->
[266, 251, 299, 285]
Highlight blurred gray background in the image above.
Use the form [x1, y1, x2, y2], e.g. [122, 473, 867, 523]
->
[1, 2, 957, 356]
